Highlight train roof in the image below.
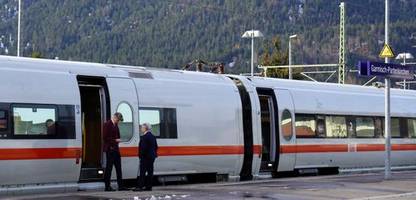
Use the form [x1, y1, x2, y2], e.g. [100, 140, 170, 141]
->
[1, 55, 416, 98]
[0, 55, 230, 84]
[249, 75, 416, 98]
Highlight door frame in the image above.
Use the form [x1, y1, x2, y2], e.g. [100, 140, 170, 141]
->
[256, 88, 279, 172]
[77, 76, 110, 181]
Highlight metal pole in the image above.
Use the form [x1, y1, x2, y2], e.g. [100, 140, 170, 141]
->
[289, 38, 292, 79]
[338, 2, 346, 84]
[384, 0, 392, 180]
[17, 0, 21, 57]
[403, 57, 406, 90]
[251, 35, 254, 77]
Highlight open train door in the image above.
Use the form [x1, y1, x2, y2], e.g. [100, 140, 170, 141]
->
[275, 89, 296, 173]
[106, 77, 139, 179]
[257, 88, 279, 173]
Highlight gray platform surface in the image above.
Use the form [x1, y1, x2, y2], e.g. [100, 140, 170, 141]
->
[3, 170, 416, 200]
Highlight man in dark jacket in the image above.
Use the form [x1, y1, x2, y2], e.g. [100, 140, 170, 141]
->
[134, 122, 158, 191]
[103, 112, 125, 191]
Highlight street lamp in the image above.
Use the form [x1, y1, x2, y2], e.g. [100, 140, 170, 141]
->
[395, 52, 414, 89]
[288, 34, 298, 79]
[396, 52, 414, 65]
[242, 30, 264, 77]
[17, 0, 21, 57]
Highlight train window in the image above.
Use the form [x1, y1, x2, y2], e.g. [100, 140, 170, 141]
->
[140, 109, 161, 136]
[13, 106, 56, 136]
[281, 110, 293, 140]
[0, 110, 7, 130]
[325, 116, 347, 138]
[355, 117, 375, 138]
[316, 116, 326, 137]
[391, 118, 401, 138]
[140, 107, 177, 139]
[117, 102, 134, 142]
[374, 117, 384, 138]
[346, 117, 355, 137]
[408, 119, 416, 138]
[295, 115, 316, 138]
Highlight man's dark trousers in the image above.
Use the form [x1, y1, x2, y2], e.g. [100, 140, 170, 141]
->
[138, 158, 155, 189]
[104, 150, 123, 189]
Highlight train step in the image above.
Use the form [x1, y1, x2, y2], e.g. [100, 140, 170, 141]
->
[79, 168, 104, 182]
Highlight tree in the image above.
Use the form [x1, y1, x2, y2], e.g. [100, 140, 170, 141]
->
[260, 35, 289, 78]
[31, 51, 43, 58]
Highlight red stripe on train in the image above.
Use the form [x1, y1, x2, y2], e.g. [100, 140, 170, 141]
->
[281, 144, 416, 153]
[0, 147, 81, 160]
[1, 144, 416, 160]
[120, 145, 263, 157]
[0, 145, 262, 160]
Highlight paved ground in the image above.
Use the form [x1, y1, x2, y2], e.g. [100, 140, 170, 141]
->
[3, 171, 416, 200]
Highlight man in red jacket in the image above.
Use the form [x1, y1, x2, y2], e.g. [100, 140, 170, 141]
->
[103, 112, 126, 191]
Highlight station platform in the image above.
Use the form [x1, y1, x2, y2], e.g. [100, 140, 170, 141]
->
[4, 170, 416, 200]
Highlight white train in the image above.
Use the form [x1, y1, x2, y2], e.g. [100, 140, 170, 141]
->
[1, 56, 416, 192]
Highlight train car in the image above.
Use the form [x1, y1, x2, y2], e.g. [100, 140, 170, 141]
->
[247, 77, 416, 175]
[1, 56, 416, 194]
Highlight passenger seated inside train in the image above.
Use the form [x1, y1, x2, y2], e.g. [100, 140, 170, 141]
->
[45, 119, 56, 135]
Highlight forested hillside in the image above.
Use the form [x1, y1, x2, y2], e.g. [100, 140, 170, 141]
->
[0, 0, 415, 80]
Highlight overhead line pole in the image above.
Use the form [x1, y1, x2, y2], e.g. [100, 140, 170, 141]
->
[384, 0, 392, 180]
[251, 34, 254, 77]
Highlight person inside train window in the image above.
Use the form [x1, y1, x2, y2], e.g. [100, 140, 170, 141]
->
[346, 117, 356, 138]
[316, 117, 326, 138]
[13, 106, 56, 136]
[45, 119, 56, 135]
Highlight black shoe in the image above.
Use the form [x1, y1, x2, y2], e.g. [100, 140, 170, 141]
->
[118, 187, 129, 191]
[105, 187, 116, 192]
[133, 187, 144, 192]
[144, 187, 152, 191]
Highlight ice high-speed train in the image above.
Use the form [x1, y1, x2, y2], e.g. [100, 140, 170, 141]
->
[1, 56, 416, 192]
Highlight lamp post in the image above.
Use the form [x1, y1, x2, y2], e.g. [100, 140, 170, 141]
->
[289, 34, 298, 79]
[242, 30, 264, 77]
[395, 53, 414, 89]
[17, 0, 21, 57]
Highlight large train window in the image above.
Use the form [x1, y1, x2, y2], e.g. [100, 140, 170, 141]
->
[139, 107, 177, 139]
[117, 102, 134, 142]
[9, 104, 75, 139]
[325, 116, 347, 138]
[12, 105, 57, 136]
[281, 110, 293, 140]
[0, 110, 7, 130]
[355, 117, 375, 138]
[295, 115, 316, 138]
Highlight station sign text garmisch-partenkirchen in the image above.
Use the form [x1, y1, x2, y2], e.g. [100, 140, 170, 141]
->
[358, 61, 414, 80]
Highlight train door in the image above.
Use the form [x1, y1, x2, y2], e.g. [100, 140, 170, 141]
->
[78, 76, 109, 181]
[275, 89, 296, 172]
[257, 88, 279, 172]
[106, 77, 139, 179]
